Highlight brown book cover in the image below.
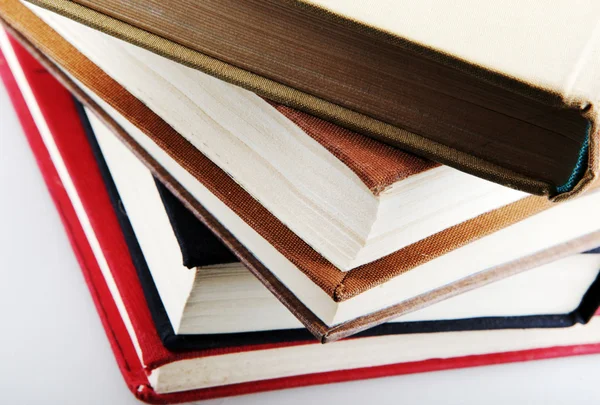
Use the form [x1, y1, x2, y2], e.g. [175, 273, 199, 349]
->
[16, 0, 600, 200]
[3, 1, 544, 272]
[3, 0, 600, 342]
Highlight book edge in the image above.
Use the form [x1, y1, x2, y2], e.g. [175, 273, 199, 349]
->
[0, 23, 331, 340]
[20, 0, 581, 198]
[0, 43, 154, 403]
[325, 230, 600, 342]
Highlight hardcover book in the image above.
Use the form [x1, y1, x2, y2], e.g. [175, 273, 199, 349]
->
[13, 0, 600, 199]
[12, 1, 530, 271]
[3, 5, 600, 342]
[99, 118, 600, 351]
[4, 43, 600, 404]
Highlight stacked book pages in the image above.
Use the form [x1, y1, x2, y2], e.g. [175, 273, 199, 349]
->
[2, 0, 600, 402]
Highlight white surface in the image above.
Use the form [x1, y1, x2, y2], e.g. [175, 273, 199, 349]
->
[2, 75, 600, 405]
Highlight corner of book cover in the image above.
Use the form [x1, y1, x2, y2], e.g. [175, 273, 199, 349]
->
[131, 383, 167, 405]
[552, 106, 599, 202]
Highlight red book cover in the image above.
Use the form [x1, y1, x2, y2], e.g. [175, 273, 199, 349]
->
[2, 30, 600, 404]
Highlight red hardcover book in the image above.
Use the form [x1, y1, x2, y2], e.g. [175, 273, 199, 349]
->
[2, 30, 600, 404]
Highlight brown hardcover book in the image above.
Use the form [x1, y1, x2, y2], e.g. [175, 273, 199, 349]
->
[2, 2, 533, 271]
[3, 0, 600, 342]
[16, 0, 600, 200]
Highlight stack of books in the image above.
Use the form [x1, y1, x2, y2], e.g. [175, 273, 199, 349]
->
[2, 0, 600, 402]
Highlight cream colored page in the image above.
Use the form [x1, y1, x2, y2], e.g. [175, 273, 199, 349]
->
[306, 0, 600, 102]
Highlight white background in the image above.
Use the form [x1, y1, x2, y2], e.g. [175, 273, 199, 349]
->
[1, 79, 600, 405]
